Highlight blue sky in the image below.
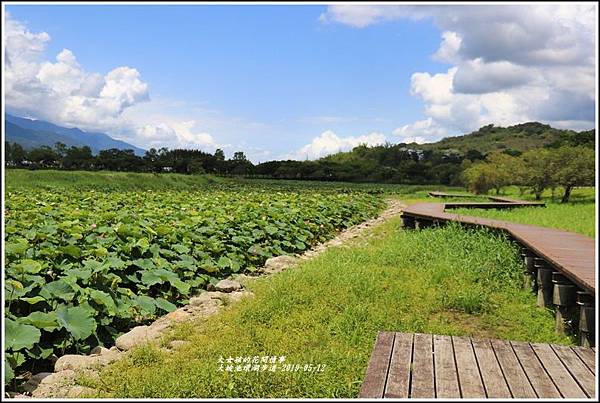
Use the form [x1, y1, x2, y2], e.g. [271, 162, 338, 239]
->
[4, 4, 596, 161]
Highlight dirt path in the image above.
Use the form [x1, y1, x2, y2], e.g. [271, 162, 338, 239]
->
[12, 198, 406, 399]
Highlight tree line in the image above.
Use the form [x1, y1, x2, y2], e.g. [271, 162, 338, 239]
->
[462, 146, 595, 202]
[4, 141, 470, 184]
[4, 142, 253, 175]
[4, 136, 595, 202]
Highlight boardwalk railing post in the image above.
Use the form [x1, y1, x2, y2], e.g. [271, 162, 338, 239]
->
[402, 214, 416, 229]
[576, 292, 595, 347]
[520, 249, 536, 292]
[535, 260, 553, 309]
[552, 272, 577, 335]
[415, 219, 431, 230]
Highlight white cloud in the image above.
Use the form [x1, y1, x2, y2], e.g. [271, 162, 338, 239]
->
[393, 118, 446, 143]
[319, 5, 426, 28]
[4, 14, 218, 152]
[322, 4, 596, 134]
[129, 120, 216, 150]
[452, 59, 533, 94]
[432, 31, 462, 64]
[285, 130, 386, 160]
[5, 14, 151, 131]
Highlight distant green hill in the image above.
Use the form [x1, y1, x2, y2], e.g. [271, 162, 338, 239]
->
[419, 122, 594, 155]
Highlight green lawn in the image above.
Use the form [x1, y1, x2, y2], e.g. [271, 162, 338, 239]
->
[86, 220, 569, 398]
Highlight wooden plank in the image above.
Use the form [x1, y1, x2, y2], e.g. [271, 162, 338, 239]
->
[452, 336, 485, 398]
[433, 335, 460, 398]
[571, 346, 595, 374]
[531, 343, 586, 398]
[551, 344, 595, 397]
[359, 332, 394, 398]
[511, 341, 559, 397]
[410, 333, 435, 398]
[490, 339, 536, 398]
[471, 338, 511, 398]
[384, 333, 413, 398]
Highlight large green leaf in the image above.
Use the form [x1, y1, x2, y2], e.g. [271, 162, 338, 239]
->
[89, 290, 117, 315]
[20, 296, 46, 305]
[4, 358, 15, 384]
[19, 311, 59, 331]
[56, 305, 97, 341]
[5, 240, 29, 257]
[5, 318, 41, 351]
[14, 259, 43, 274]
[136, 295, 156, 315]
[43, 279, 76, 301]
[154, 298, 177, 312]
[141, 268, 179, 286]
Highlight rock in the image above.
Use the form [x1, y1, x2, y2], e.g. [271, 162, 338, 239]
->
[54, 355, 96, 372]
[30, 370, 79, 398]
[7, 392, 30, 398]
[21, 372, 52, 393]
[167, 340, 188, 350]
[186, 300, 222, 318]
[164, 308, 191, 323]
[65, 386, 96, 398]
[189, 292, 225, 306]
[54, 349, 121, 372]
[114, 325, 166, 351]
[261, 255, 298, 274]
[208, 279, 242, 293]
[217, 279, 242, 292]
[227, 290, 254, 303]
[89, 346, 110, 356]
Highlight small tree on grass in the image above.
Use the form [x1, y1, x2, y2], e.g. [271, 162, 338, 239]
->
[551, 146, 595, 203]
[485, 152, 517, 194]
[462, 162, 496, 194]
[520, 148, 555, 200]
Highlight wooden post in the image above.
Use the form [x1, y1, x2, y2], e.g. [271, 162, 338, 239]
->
[535, 259, 553, 309]
[402, 215, 416, 229]
[551, 272, 577, 335]
[415, 219, 431, 230]
[576, 291, 595, 347]
[520, 249, 536, 292]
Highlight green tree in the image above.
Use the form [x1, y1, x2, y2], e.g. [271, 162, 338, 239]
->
[551, 146, 595, 203]
[520, 149, 555, 200]
[462, 162, 496, 194]
[485, 152, 516, 194]
[214, 148, 225, 161]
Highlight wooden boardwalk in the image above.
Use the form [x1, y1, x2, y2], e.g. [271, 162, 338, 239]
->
[360, 332, 597, 399]
[401, 200, 594, 294]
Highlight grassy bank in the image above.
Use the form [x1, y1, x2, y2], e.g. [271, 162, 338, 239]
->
[4, 169, 465, 196]
[4, 169, 225, 192]
[86, 220, 569, 398]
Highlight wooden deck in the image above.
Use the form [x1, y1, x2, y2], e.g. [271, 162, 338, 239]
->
[359, 332, 597, 399]
[401, 201, 594, 294]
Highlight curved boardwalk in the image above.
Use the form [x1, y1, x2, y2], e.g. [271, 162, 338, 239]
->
[401, 198, 594, 294]
[360, 195, 596, 398]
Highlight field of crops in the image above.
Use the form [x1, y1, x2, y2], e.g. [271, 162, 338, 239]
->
[4, 178, 384, 382]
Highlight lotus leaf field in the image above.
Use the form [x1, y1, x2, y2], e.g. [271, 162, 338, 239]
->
[4, 186, 384, 382]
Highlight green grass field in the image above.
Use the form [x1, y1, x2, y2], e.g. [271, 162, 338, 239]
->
[86, 221, 570, 398]
[5, 169, 464, 195]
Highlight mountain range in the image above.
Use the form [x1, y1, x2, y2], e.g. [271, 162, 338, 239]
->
[5, 114, 145, 156]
